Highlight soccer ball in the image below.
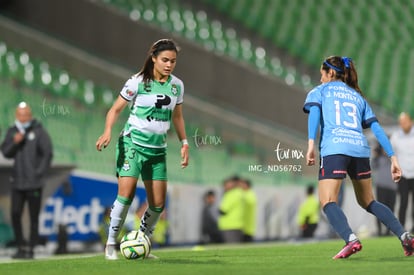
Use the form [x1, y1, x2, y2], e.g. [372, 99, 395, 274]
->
[120, 230, 151, 260]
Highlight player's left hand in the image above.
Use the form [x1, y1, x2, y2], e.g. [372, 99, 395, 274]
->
[390, 156, 402, 183]
[181, 144, 189, 168]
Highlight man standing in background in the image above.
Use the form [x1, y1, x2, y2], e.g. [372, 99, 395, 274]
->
[218, 175, 245, 243]
[391, 112, 414, 232]
[1, 102, 53, 259]
[239, 178, 257, 242]
[296, 184, 319, 238]
[371, 142, 397, 236]
[200, 190, 222, 244]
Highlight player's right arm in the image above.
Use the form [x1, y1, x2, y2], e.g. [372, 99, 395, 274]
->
[96, 95, 129, 151]
[306, 105, 320, 166]
[0, 127, 20, 158]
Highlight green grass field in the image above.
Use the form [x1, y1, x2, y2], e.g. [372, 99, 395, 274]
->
[0, 237, 412, 275]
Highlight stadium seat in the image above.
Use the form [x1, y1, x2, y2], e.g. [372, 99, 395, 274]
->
[139, 0, 413, 115]
[101, 0, 293, 89]
[0, 223, 14, 245]
[193, 0, 413, 115]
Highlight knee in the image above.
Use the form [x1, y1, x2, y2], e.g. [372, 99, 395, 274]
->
[320, 199, 336, 209]
[357, 199, 371, 209]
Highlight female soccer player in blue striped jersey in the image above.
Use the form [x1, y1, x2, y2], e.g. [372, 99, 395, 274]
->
[96, 39, 189, 260]
[303, 56, 414, 259]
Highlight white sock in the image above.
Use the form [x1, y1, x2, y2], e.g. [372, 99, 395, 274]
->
[139, 207, 162, 237]
[107, 198, 130, 245]
[348, 233, 358, 242]
[400, 232, 410, 241]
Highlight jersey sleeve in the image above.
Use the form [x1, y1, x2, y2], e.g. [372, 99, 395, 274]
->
[308, 106, 321, 140]
[303, 85, 322, 113]
[371, 121, 394, 157]
[361, 101, 378, 128]
[119, 75, 140, 101]
[176, 79, 184, 104]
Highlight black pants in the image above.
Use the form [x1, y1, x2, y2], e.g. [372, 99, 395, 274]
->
[302, 223, 318, 238]
[376, 186, 396, 235]
[221, 229, 243, 243]
[397, 177, 414, 229]
[11, 188, 43, 250]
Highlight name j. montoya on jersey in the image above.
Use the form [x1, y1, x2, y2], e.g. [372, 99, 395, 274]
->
[327, 85, 362, 103]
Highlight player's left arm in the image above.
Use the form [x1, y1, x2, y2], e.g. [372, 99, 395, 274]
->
[172, 104, 189, 168]
[370, 121, 402, 182]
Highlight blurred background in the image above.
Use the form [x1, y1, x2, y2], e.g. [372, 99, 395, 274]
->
[0, 0, 411, 254]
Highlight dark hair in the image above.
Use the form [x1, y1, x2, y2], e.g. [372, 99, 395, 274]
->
[204, 190, 215, 198]
[306, 184, 315, 195]
[138, 38, 179, 83]
[241, 178, 251, 188]
[322, 56, 363, 95]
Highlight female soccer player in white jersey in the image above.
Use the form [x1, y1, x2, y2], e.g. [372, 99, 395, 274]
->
[96, 39, 189, 260]
[303, 56, 414, 259]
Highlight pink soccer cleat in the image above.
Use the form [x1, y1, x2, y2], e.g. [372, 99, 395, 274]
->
[401, 233, 414, 256]
[333, 239, 362, 259]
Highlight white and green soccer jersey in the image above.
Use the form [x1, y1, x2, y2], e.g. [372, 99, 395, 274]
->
[119, 74, 184, 148]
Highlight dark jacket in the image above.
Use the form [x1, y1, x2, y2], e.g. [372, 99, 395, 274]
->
[1, 119, 53, 190]
[201, 204, 222, 243]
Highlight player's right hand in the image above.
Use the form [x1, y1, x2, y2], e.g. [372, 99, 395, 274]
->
[306, 139, 316, 166]
[13, 132, 25, 144]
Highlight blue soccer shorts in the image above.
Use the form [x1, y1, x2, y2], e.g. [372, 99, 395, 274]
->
[319, 154, 371, 180]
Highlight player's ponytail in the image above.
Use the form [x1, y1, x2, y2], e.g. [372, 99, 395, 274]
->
[322, 56, 363, 96]
[138, 39, 179, 84]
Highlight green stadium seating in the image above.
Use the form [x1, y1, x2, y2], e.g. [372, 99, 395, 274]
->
[0, 223, 14, 246]
[0, 39, 307, 185]
[197, 0, 413, 115]
[102, 0, 301, 87]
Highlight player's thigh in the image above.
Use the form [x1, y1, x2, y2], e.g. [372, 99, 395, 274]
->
[144, 180, 167, 207]
[117, 176, 139, 199]
[318, 179, 343, 207]
[351, 178, 375, 208]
